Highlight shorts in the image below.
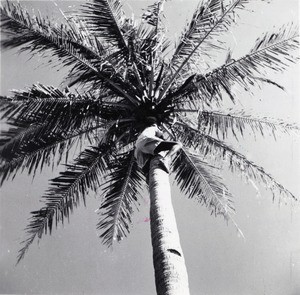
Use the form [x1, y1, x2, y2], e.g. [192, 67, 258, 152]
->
[136, 137, 178, 155]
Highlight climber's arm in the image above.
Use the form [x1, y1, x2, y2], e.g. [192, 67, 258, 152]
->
[155, 127, 164, 139]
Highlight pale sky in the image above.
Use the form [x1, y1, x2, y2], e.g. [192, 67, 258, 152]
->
[0, 1, 300, 294]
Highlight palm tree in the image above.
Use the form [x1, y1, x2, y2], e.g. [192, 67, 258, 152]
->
[0, 0, 298, 294]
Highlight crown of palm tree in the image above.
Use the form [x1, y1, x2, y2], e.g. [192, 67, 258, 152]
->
[0, 0, 299, 263]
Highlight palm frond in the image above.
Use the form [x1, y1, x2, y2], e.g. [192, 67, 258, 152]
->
[0, 84, 110, 130]
[140, 0, 169, 99]
[80, 0, 127, 50]
[184, 25, 299, 105]
[160, 0, 251, 100]
[17, 144, 112, 263]
[142, 0, 166, 28]
[0, 2, 102, 71]
[0, 85, 116, 171]
[173, 122, 298, 203]
[198, 110, 299, 140]
[170, 0, 225, 71]
[182, 0, 253, 65]
[0, 3, 139, 104]
[0, 122, 46, 162]
[98, 150, 145, 246]
[173, 149, 235, 220]
[57, 13, 138, 88]
[78, 0, 146, 95]
[132, 23, 170, 95]
[0, 123, 105, 184]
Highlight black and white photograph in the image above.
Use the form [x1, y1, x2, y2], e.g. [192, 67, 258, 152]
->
[0, 0, 299, 294]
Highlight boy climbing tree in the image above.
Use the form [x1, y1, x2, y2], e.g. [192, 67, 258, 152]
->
[134, 117, 182, 178]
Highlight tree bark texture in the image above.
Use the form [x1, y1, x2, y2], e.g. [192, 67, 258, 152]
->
[149, 155, 190, 295]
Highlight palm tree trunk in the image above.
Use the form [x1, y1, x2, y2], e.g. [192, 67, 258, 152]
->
[148, 155, 190, 295]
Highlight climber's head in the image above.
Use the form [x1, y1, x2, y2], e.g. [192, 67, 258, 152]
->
[145, 116, 158, 127]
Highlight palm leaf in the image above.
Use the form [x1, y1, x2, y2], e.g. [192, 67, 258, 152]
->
[0, 3, 139, 104]
[184, 25, 299, 105]
[0, 123, 105, 184]
[17, 144, 112, 263]
[0, 2, 101, 71]
[173, 122, 298, 203]
[170, 0, 225, 72]
[80, 0, 127, 50]
[0, 85, 109, 130]
[160, 0, 251, 100]
[0, 85, 116, 171]
[173, 149, 237, 222]
[98, 150, 145, 246]
[0, 122, 46, 162]
[198, 110, 299, 140]
[132, 22, 170, 97]
[142, 0, 166, 33]
[57, 13, 137, 88]
[141, 0, 167, 92]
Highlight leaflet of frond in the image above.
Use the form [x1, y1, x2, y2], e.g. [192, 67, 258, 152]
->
[80, 0, 127, 50]
[173, 149, 235, 220]
[0, 3, 138, 103]
[174, 122, 298, 203]
[198, 111, 299, 140]
[188, 25, 299, 104]
[171, 0, 225, 71]
[17, 144, 112, 262]
[0, 124, 104, 184]
[98, 151, 145, 247]
[161, 0, 251, 99]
